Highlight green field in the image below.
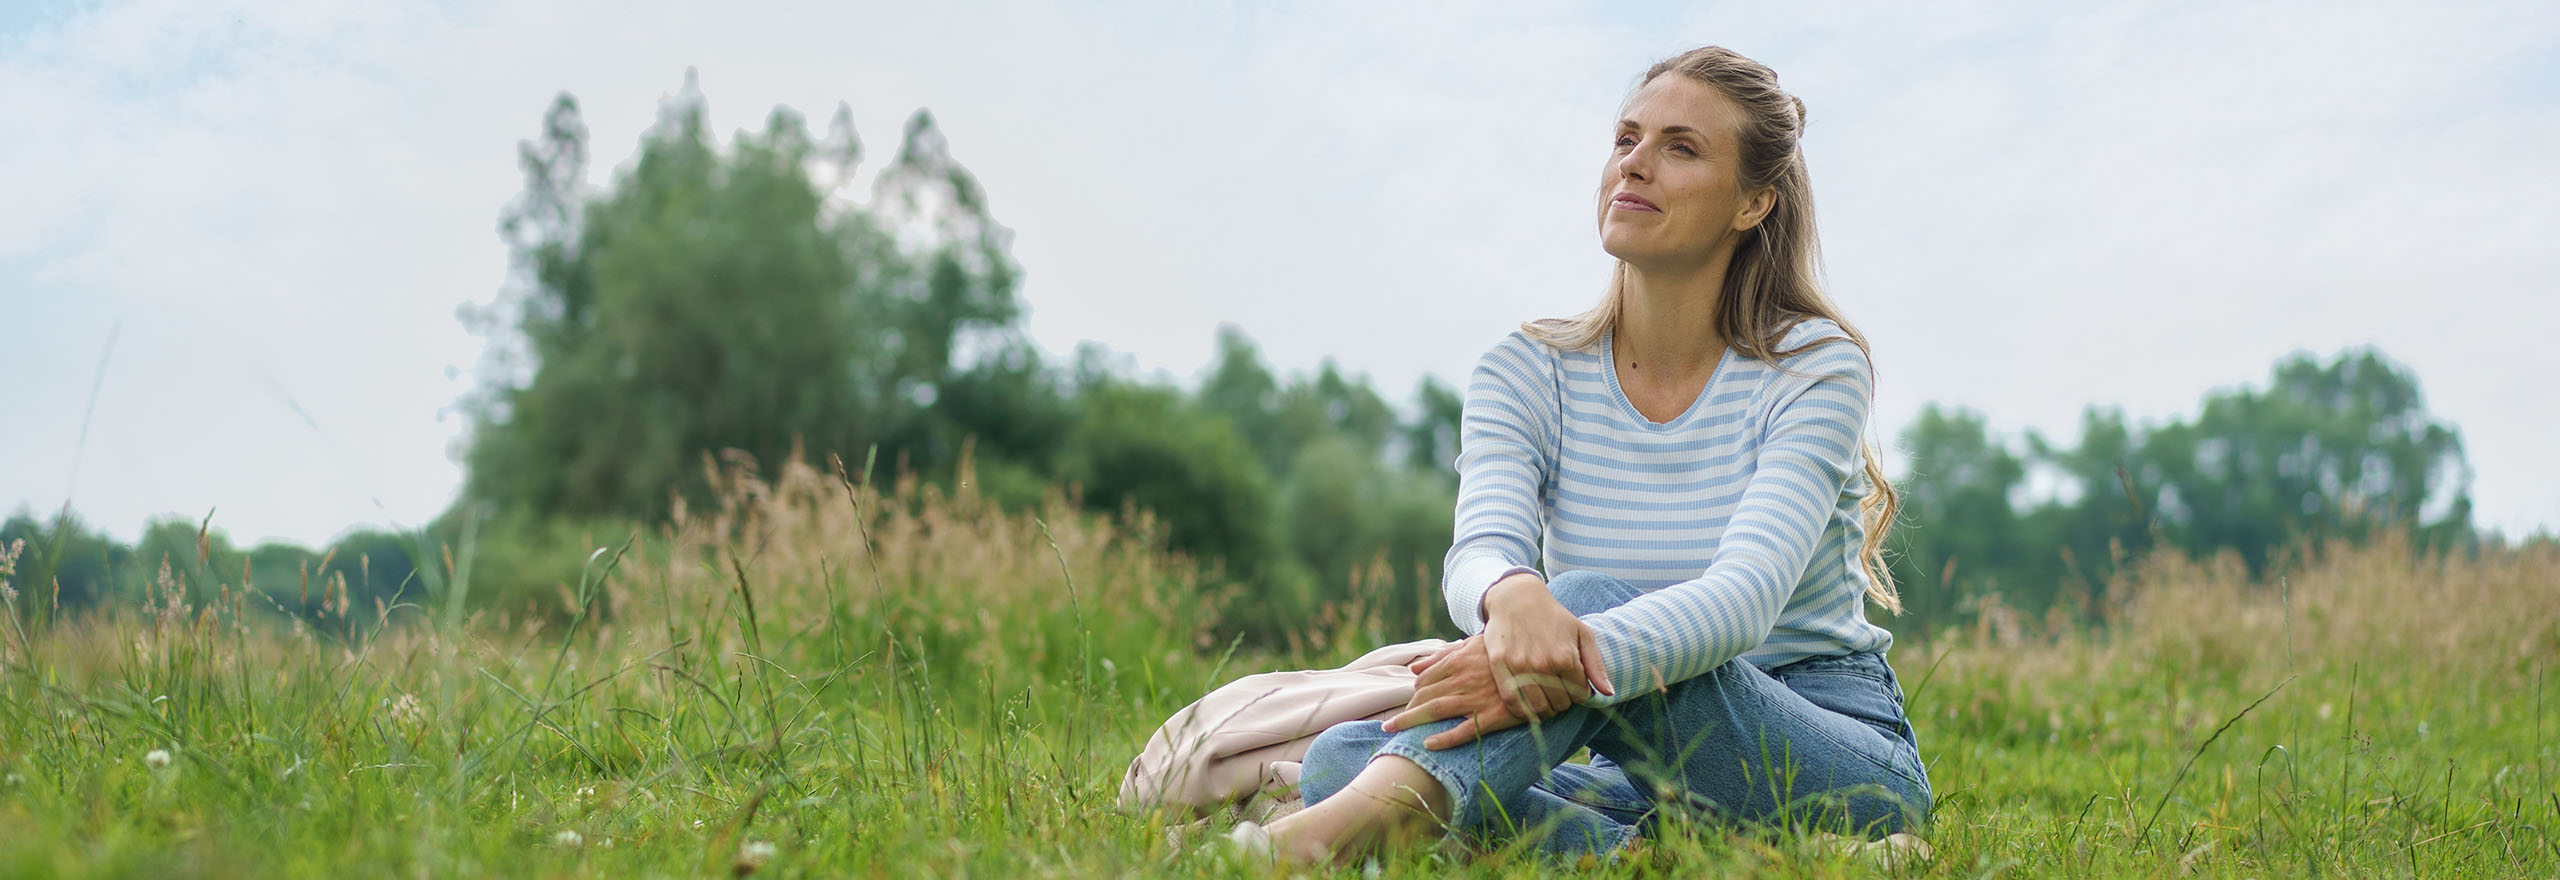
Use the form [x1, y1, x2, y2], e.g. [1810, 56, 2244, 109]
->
[3, 459, 2553, 878]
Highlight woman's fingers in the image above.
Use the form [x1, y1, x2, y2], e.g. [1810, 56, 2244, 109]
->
[1414, 638, 1485, 689]
[1488, 655, 1546, 720]
[1531, 681, 1581, 715]
[1424, 716, 1481, 751]
[1486, 641, 1580, 711]
[1407, 640, 1465, 675]
[1481, 643, 1595, 719]
[1577, 625, 1615, 697]
[1424, 705, 1527, 750]
[1405, 675, 1461, 715]
[1384, 695, 1460, 734]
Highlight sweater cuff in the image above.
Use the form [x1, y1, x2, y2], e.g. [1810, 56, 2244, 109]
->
[1444, 556, 1537, 637]
[1581, 617, 1651, 708]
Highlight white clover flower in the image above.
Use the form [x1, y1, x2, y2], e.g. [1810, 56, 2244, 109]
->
[692, 819, 705, 830]
[736, 840, 777, 872]
[144, 749, 171, 769]
[4, 772, 22, 787]
[553, 829, 584, 848]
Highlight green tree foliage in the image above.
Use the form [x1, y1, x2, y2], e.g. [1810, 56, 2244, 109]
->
[1891, 347, 2473, 634]
[1403, 375, 1464, 478]
[2134, 349, 2472, 571]
[1042, 327, 1462, 641]
[1276, 434, 1390, 611]
[447, 74, 1461, 635]
[0, 509, 422, 638]
[1888, 405, 2033, 635]
[1, 511, 131, 626]
[2022, 406, 2150, 595]
[1057, 379, 1277, 581]
[1200, 325, 1283, 469]
[461, 73, 1026, 524]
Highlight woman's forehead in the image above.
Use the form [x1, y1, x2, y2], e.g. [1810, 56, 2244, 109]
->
[1620, 76, 1739, 135]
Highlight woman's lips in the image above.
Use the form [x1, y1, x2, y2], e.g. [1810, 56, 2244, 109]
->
[1611, 193, 1659, 212]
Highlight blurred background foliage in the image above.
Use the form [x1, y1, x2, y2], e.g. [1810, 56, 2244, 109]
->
[2, 76, 2483, 648]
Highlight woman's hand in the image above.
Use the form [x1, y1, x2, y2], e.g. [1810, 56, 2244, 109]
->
[1388, 637, 1521, 749]
[1479, 573, 1615, 720]
[1388, 574, 1615, 750]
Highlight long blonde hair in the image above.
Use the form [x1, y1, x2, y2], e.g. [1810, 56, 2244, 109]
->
[1523, 45, 1903, 614]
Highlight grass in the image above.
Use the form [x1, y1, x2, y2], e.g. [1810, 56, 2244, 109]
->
[0, 456, 2554, 878]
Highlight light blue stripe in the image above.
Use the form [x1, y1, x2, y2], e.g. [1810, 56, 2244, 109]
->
[1555, 462, 1756, 495]
[1551, 530, 1718, 552]
[1551, 485, 1740, 513]
[1549, 511, 1733, 532]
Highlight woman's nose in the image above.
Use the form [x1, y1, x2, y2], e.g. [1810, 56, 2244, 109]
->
[1615, 147, 1647, 181]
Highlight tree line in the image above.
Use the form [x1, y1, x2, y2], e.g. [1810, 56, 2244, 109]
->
[2, 74, 2480, 645]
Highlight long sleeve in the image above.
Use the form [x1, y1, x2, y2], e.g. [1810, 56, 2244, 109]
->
[1441, 334, 1557, 636]
[1577, 338, 1873, 706]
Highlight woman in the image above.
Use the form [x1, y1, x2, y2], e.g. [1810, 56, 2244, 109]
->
[1248, 46, 1931, 864]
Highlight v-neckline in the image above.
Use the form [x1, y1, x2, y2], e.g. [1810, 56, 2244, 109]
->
[1602, 328, 1734, 429]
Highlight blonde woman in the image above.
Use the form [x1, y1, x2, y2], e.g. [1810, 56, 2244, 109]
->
[1248, 46, 1931, 863]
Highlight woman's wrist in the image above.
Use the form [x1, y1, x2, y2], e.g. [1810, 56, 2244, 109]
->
[1483, 572, 1550, 620]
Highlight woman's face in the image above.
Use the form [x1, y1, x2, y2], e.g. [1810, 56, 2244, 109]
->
[1596, 75, 1774, 272]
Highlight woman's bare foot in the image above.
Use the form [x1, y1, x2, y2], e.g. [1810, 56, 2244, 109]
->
[1259, 756, 1452, 865]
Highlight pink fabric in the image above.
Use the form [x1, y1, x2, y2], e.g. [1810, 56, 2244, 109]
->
[1119, 638, 1452, 818]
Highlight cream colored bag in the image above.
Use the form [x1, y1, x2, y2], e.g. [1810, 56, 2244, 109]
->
[1119, 638, 1452, 821]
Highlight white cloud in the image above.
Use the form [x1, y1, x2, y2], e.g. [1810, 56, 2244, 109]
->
[3, 0, 2553, 544]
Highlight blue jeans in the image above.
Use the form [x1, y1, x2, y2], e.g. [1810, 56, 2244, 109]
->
[1296, 570, 1931, 857]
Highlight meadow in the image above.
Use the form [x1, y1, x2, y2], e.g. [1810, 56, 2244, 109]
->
[1, 456, 2552, 878]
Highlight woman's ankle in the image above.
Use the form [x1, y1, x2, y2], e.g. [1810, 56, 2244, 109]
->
[1359, 755, 1452, 822]
[1262, 757, 1452, 865]
[1260, 798, 1366, 865]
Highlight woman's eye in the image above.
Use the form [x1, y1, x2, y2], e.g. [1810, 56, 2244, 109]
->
[1672, 143, 1697, 156]
[1614, 135, 1636, 149]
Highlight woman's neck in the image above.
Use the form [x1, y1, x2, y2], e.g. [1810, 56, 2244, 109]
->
[1616, 255, 1732, 375]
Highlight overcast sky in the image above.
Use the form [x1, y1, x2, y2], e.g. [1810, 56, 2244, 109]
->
[5, 0, 2556, 548]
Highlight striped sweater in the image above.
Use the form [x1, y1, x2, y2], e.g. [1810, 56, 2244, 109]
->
[1442, 317, 1894, 707]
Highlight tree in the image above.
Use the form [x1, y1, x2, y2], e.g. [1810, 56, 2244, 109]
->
[1, 510, 133, 623]
[2019, 406, 2152, 601]
[2131, 348, 2471, 572]
[1402, 375, 1464, 478]
[1200, 325, 1283, 469]
[1056, 381, 1277, 580]
[461, 74, 1023, 523]
[1891, 405, 2034, 632]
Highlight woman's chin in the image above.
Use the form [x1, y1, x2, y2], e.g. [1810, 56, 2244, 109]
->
[1598, 240, 1661, 267]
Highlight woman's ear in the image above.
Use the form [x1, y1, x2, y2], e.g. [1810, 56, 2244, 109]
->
[1733, 186, 1777, 233]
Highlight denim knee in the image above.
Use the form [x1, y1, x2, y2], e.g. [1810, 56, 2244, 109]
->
[1544, 570, 1644, 616]
[1297, 719, 1394, 807]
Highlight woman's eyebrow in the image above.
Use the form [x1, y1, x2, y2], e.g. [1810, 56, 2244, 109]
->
[1617, 120, 1707, 139]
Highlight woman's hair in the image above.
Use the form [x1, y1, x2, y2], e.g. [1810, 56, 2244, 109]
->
[1523, 45, 1903, 614]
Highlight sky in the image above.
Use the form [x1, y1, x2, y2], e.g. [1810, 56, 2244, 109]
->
[3, 0, 2556, 548]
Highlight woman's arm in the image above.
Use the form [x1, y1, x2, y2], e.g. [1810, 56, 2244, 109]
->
[1441, 334, 1561, 635]
[1383, 336, 1599, 749]
[1577, 337, 1875, 706]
